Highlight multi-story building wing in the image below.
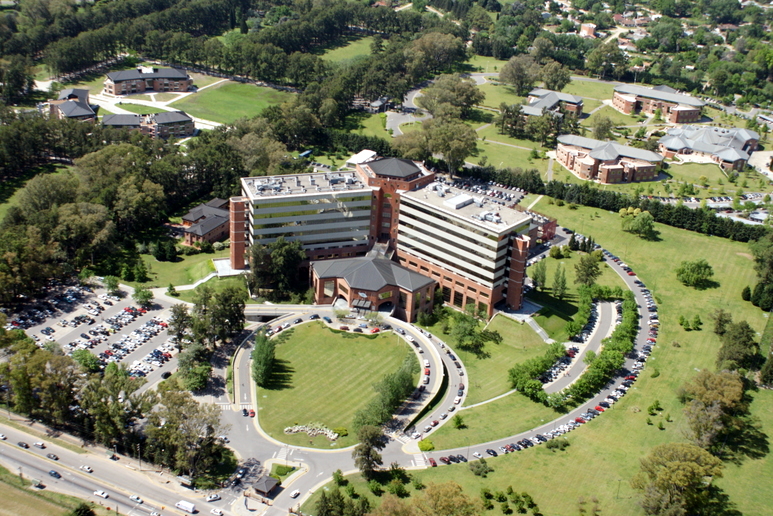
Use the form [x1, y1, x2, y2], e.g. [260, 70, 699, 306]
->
[396, 187, 531, 317]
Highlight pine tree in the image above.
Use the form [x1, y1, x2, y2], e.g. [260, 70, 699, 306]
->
[760, 356, 773, 386]
[568, 233, 578, 251]
[742, 285, 751, 301]
[552, 264, 567, 300]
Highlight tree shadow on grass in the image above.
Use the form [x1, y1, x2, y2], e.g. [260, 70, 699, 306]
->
[701, 485, 744, 516]
[527, 291, 578, 320]
[719, 414, 770, 465]
[264, 359, 294, 391]
[693, 279, 721, 291]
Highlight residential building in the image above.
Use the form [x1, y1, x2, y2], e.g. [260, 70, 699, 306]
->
[612, 84, 704, 123]
[580, 23, 597, 37]
[525, 89, 584, 117]
[103, 67, 192, 96]
[229, 155, 533, 319]
[556, 134, 664, 183]
[311, 254, 436, 322]
[658, 126, 759, 171]
[181, 199, 230, 246]
[48, 88, 96, 122]
[102, 111, 195, 139]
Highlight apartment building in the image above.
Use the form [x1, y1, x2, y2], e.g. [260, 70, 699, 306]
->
[102, 111, 195, 139]
[658, 125, 759, 171]
[103, 67, 192, 96]
[556, 134, 664, 183]
[613, 84, 704, 123]
[229, 156, 532, 319]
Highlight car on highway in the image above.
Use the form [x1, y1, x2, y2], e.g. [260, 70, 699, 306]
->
[80, 465, 93, 473]
[206, 494, 221, 502]
[46, 453, 59, 460]
[94, 490, 109, 499]
[129, 495, 143, 503]
[33, 442, 45, 448]
[0, 434, 5, 440]
[48, 470, 61, 479]
[17, 441, 29, 448]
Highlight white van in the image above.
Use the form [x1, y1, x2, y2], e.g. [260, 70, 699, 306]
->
[175, 501, 196, 514]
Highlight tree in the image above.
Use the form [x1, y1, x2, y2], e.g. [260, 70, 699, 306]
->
[500, 55, 540, 96]
[251, 332, 276, 387]
[541, 60, 572, 91]
[132, 285, 154, 307]
[675, 259, 715, 288]
[632, 443, 723, 515]
[104, 276, 120, 295]
[415, 75, 485, 120]
[414, 481, 481, 516]
[167, 304, 192, 350]
[531, 260, 547, 291]
[552, 263, 567, 300]
[742, 285, 751, 301]
[352, 425, 385, 479]
[585, 40, 628, 79]
[67, 503, 96, 516]
[574, 254, 601, 287]
[760, 355, 773, 387]
[591, 115, 614, 140]
[71, 349, 101, 373]
[267, 237, 306, 294]
[711, 309, 733, 336]
[452, 414, 465, 429]
[622, 210, 656, 239]
[426, 119, 478, 176]
[717, 320, 760, 370]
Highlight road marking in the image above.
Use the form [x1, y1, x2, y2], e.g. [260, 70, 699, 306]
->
[246, 425, 249, 432]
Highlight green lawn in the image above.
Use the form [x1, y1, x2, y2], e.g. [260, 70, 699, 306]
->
[188, 72, 222, 89]
[582, 105, 639, 127]
[115, 103, 169, 115]
[463, 54, 508, 74]
[399, 121, 423, 134]
[150, 92, 186, 102]
[562, 79, 617, 100]
[131, 249, 229, 288]
[0, 164, 70, 222]
[526, 251, 628, 342]
[477, 124, 545, 150]
[582, 98, 603, 113]
[169, 82, 294, 124]
[474, 140, 549, 173]
[703, 107, 749, 129]
[666, 162, 726, 185]
[62, 64, 136, 95]
[305, 198, 770, 516]
[462, 315, 548, 405]
[175, 275, 254, 304]
[342, 111, 391, 139]
[257, 322, 414, 448]
[476, 81, 526, 110]
[319, 35, 374, 64]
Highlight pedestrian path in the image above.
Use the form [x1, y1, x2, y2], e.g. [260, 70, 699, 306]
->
[526, 316, 553, 343]
[412, 454, 426, 468]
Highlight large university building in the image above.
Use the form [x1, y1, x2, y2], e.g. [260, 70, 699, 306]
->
[229, 156, 532, 320]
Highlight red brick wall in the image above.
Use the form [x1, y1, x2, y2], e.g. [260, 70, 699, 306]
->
[230, 197, 248, 270]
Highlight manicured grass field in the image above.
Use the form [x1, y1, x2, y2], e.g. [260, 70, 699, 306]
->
[582, 105, 639, 127]
[343, 112, 391, 139]
[319, 35, 374, 63]
[463, 54, 508, 74]
[474, 140, 549, 174]
[174, 275, 256, 304]
[476, 81, 526, 110]
[257, 322, 415, 448]
[151, 92, 186, 102]
[582, 98, 603, 112]
[527, 251, 628, 342]
[133, 249, 230, 288]
[169, 82, 294, 124]
[188, 72, 223, 89]
[562, 79, 617, 100]
[399, 121, 423, 134]
[306, 198, 770, 516]
[477, 124, 545, 150]
[115, 103, 169, 115]
[666, 162, 726, 184]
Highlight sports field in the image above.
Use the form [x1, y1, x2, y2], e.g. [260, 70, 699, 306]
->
[169, 82, 294, 124]
[257, 322, 415, 448]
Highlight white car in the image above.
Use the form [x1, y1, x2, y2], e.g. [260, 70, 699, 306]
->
[79, 465, 93, 473]
[94, 490, 109, 499]
[211, 510, 224, 516]
[0, 434, 5, 440]
[454, 396, 462, 405]
[206, 494, 221, 502]
[129, 495, 143, 504]
[473, 452, 483, 459]
[290, 489, 300, 498]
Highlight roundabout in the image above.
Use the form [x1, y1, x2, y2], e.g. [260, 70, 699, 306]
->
[206, 237, 653, 516]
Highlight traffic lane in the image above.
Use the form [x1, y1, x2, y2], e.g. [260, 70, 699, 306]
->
[0, 441, 158, 515]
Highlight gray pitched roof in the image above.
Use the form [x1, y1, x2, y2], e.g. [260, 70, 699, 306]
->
[614, 84, 705, 108]
[528, 88, 583, 105]
[151, 111, 192, 124]
[102, 114, 141, 127]
[106, 69, 144, 82]
[58, 100, 95, 118]
[182, 204, 229, 223]
[558, 134, 663, 162]
[658, 125, 757, 162]
[185, 214, 229, 236]
[524, 89, 583, 117]
[312, 256, 435, 292]
[58, 88, 89, 102]
[253, 476, 278, 494]
[366, 158, 422, 178]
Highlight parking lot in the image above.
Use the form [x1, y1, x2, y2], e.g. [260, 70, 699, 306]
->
[6, 280, 178, 389]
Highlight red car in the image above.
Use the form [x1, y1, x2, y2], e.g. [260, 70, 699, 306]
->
[594, 406, 605, 412]
[249, 409, 255, 417]
[575, 417, 586, 424]
[424, 368, 430, 375]
[625, 375, 637, 381]
[431, 420, 439, 427]
[439, 457, 450, 464]
[339, 326, 349, 331]
[370, 328, 380, 334]
[627, 271, 636, 276]
[429, 458, 437, 467]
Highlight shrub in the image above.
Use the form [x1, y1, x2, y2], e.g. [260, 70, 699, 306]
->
[481, 488, 493, 499]
[742, 285, 751, 301]
[650, 368, 660, 378]
[386, 479, 408, 497]
[345, 485, 356, 498]
[368, 479, 383, 495]
[333, 427, 348, 437]
[332, 469, 347, 486]
[470, 458, 494, 477]
[412, 477, 425, 490]
[495, 491, 508, 503]
[417, 439, 435, 452]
